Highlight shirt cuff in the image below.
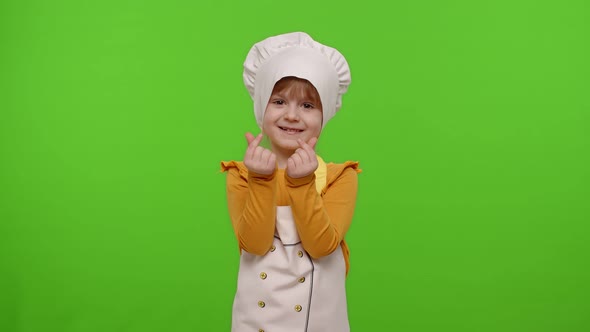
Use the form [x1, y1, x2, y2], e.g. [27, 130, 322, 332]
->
[285, 172, 315, 187]
[248, 168, 277, 181]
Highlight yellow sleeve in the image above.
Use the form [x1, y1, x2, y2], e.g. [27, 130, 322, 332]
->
[285, 163, 360, 259]
[221, 161, 277, 255]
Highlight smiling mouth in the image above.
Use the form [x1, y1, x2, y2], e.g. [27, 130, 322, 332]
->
[279, 126, 303, 133]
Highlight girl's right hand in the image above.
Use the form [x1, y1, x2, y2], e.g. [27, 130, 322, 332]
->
[244, 132, 276, 175]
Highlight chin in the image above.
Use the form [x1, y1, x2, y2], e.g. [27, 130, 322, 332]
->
[282, 142, 300, 150]
[275, 140, 299, 151]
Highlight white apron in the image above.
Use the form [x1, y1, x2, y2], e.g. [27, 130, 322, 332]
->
[231, 158, 350, 332]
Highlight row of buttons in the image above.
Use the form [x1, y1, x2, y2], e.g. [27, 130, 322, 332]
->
[268, 245, 305, 258]
[257, 245, 308, 331]
[259, 271, 305, 283]
[260, 246, 306, 283]
[257, 301, 302, 312]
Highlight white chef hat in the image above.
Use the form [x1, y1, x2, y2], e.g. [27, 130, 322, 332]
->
[243, 32, 351, 128]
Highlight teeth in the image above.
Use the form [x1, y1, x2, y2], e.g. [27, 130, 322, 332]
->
[280, 127, 302, 132]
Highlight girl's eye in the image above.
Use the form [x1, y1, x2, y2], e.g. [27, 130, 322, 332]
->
[274, 100, 285, 105]
[303, 103, 314, 109]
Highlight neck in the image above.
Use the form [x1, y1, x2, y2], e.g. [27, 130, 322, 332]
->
[269, 144, 294, 170]
[275, 151, 291, 169]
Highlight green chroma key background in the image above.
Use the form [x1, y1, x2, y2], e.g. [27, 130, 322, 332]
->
[1, 0, 588, 331]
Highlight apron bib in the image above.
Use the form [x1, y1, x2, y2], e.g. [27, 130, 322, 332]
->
[231, 157, 349, 332]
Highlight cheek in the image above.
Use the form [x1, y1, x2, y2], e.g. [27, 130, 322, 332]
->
[309, 112, 323, 130]
[262, 108, 274, 128]
[263, 105, 279, 120]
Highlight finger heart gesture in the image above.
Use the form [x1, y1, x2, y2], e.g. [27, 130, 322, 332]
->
[286, 137, 318, 179]
[244, 132, 277, 175]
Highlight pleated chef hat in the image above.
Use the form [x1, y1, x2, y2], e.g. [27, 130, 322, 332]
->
[243, 32, 351, 128]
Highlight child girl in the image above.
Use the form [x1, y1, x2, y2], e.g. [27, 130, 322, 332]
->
[221, 32, 360, 332]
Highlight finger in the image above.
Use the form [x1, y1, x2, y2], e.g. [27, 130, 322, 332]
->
[294, 147, 311, 163]
[298, 137, 317, 153]
[296, 139, 314, 162]
[307, 137, 318, 150]
[290, 151, 304, 166]
[267, 152, 276, 169]
[246, 133, 263, 158]
[287, 157, 296, 171]
[249, 133, 263, 148]
[253, 146, 266, 160]
[245, 132, 255, 145]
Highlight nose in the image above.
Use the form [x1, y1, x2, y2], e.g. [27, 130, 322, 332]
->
[283, 104, 300, 121]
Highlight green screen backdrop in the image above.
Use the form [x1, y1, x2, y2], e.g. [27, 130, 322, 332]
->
[1, 0, 588, 331]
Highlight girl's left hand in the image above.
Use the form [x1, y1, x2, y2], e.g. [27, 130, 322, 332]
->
[286, 137, 318, 178]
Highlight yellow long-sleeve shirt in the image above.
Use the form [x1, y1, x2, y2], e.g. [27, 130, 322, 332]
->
[221, 160, 360, 274]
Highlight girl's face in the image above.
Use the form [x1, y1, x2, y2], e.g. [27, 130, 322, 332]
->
[262, 77, 323, 157]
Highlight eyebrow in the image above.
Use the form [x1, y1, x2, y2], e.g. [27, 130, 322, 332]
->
[269, 93, 287, 99]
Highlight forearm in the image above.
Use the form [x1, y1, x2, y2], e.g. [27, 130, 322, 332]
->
[226, 169, 277, 255]
[286, 169, 358, 258]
